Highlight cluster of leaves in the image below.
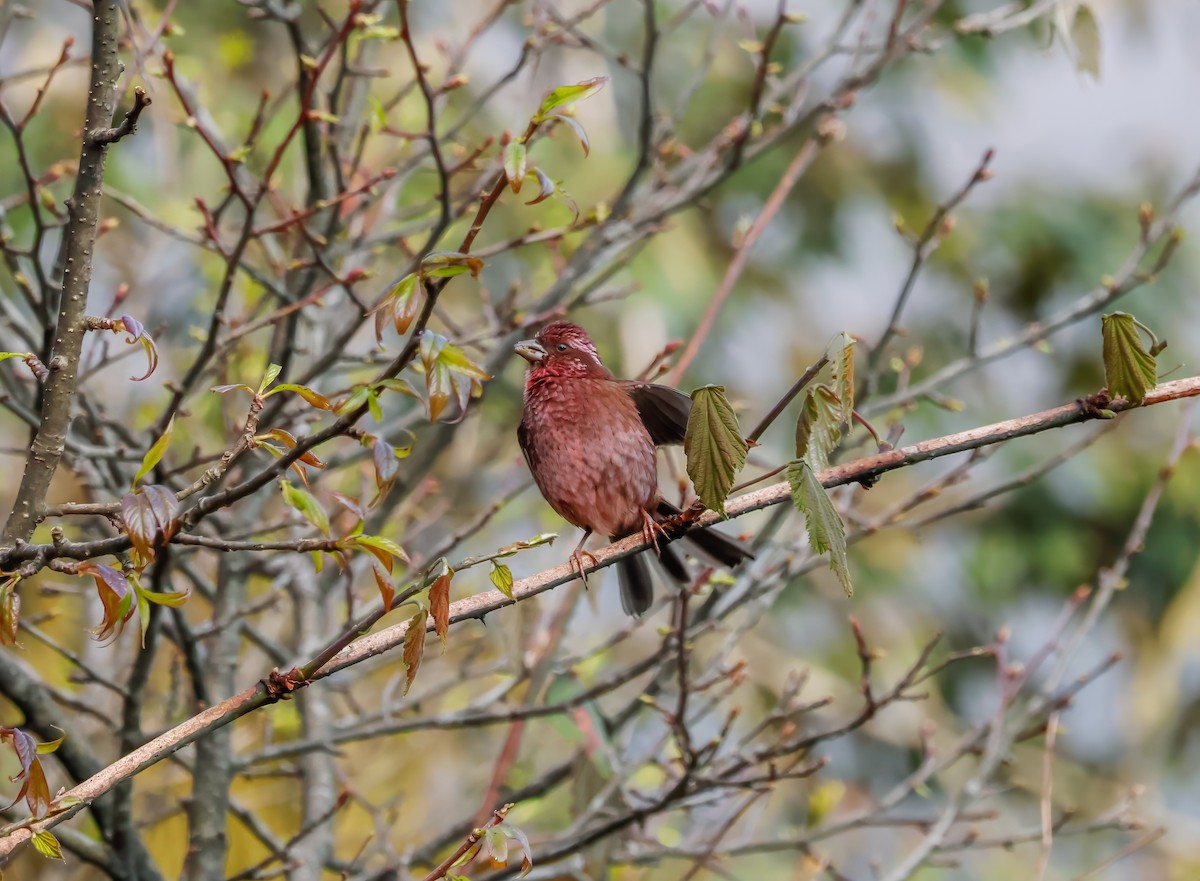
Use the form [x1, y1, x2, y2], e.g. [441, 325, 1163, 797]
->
[682, 334, 858, 596]
[787, 334, 856, 597]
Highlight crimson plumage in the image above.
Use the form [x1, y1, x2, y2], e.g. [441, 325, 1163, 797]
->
[515, 321, 750, 614]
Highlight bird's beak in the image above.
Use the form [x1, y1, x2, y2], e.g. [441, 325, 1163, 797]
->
[514, 339, 547, 364]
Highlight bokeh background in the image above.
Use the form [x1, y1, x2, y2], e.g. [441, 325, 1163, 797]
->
[1, 0, 1199, 878]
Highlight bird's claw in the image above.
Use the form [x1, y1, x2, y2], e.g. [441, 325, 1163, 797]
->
[570, 547, 601, 588]
[640, 509, 671, 557]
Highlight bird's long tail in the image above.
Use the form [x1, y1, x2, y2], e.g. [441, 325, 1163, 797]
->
[615, 503, 752, 616]
[617, 554, 655, 616]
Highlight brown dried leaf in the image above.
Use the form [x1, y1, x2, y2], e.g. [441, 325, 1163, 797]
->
[429, 573, 450, 647]
[402, 607, 427, 694]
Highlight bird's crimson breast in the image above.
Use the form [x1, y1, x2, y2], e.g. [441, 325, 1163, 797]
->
[519, 376, 658, 538]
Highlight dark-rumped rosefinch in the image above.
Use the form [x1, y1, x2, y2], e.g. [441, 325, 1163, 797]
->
[515, 321, 751, 615]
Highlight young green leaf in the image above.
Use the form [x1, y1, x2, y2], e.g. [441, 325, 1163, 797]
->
[1101, 312, 1157, 405]
[787, 461, 853, 596]
[490, 562, 515, 599]
[684, 385, 749, 514]
[504, 140, 527, 193]
[258, 363, 283, 394]
[31, 829, 63, 861]
[1, 577, 21, 646]
[794, 385, 845, 470]
[832, 332, 855, 423]
[280, 480, 331, 536]
[420, 250, 484, 279]
[132, 416, 174, 489]
[534, 76, 608, 121]
[0, 351, 30, 364]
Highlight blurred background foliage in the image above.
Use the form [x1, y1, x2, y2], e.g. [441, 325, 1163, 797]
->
[2, 0, 1199, 879]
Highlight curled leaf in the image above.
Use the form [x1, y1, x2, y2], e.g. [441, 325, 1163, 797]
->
[116, 314, 159, 381]
[551, 112, 590, 156]
[525, 167, 556, 206]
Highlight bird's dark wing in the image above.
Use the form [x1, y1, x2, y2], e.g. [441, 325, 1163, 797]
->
[626, 382, 692, 446]
[517, 417, 538, 474]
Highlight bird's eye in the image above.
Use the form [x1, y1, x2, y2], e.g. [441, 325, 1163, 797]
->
[556, 343, 568, 351]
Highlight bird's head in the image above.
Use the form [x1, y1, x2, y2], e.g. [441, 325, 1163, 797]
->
[515, 321, 610, 382]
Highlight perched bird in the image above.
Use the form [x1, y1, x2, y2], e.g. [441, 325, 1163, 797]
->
[515, 320, 751, 615]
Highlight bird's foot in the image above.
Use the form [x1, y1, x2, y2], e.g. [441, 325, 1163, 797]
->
[640, 509, 671, 557]
[570, 547, 601, 588]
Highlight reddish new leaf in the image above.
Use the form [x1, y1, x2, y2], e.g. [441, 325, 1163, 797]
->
[80, 562, 135, 642]
[0, 727, 52, 817]
[429, 573, 450, 647]
[370, 558, 396, 611]
[120, 484, 180, 561]
[402, 607, 427, 694]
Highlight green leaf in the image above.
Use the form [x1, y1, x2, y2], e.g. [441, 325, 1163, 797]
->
[787, 461, 853, 596]
[490, 562, 514, 599]
[535, 76, 608, 120]
[258, 363, 283, 394]
[32, 829, 62, 861]
[0, 352, 29, 363]
[420, 250, 483, 279]
[684, 385, 748, 514]
[795, 386, 845, 471]
[504, 140, 527, 193]
[354, 534, 410, 569]
[139, 588, 190, 607]
[1101, 312, 1156, 405]
[832, 332, 855, 423]
[280, 480, 331, 536]
[0, 578, 20, 647]
[1071, 4, 1101, 79]
[132, 416, 174, 489]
